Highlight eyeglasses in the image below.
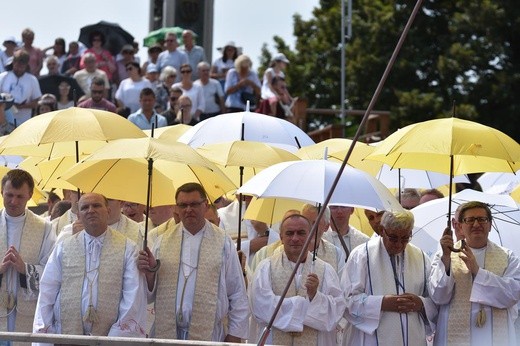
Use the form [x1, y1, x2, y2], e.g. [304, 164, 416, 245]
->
[180, 70, 192, 74]
[176, 200, 206, 209]
[126, 67, 134, 71]
[462, 217, 490, 225]
[122, 50, 134, 54]
[383, 229, 411, 244]
[167, 74, 177, 78]
[123, 203, 139, 209]
[90, 90, 104, 94]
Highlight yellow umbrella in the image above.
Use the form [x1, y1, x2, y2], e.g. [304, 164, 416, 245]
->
[511, 184, 520, 203]
[197, 141, 300, 187]
[296, 138, 381, 176]
[365, 117, 520, 232]
[19, 156, 80, 191]
[0, 107, 145, 158]
[243, 197, 305, 226]
[143, 124, 193, 141]
[365, 118, 520, 174]
[60, 137, 236, 206]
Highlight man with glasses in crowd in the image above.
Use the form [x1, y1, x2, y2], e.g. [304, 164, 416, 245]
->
[77, 76, 116, 112]
[137, 182, 249, 342]
[161, 86, 183, 125]
[156, 32, 188, 83]
[342, 210, 437, 346]
[429, 201, 520, 345]
[73, 53, 110, 99]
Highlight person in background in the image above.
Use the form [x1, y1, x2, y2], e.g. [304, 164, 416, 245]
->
[73, 52, 110, 99]
[145, 63, 161, 94]
[161, 86, 183, 125]
[19, 28, 44, 77]
[0, 36, 17, 73]
[122, 201, 146, 223]
[260, 53, 290, 100]
[56, 80, 74, 109]
[115, 62, 153, 117]
[77, 76, 117, 112]
[180, 30, 206, 81]
[0, 50, 42, 126]
[211, 41, 238, 91]
[397, 188, 421, 210]
[60, 41, 81, 76]
[42, 55, 60, 76]
[224, 54, 260, 112]
[114, 44, 137, 86]
[155, 66, 177, 113]
[172, 63, 205, 121]
[79, 31, 115, 83]
[172, 95, 198, 126]
[364, 209, 385, 236]
[194, 61, 225, 120]
[127, 87, 167, 130]
[43, 38, 67, 71]
[419, 188, 444, 204]
[36, 93, 57, 114]
[50, 200, 71, 221]
[41, 191, 61, 219]
[142, 44, 163, 75]
[156, 32, 188, 83]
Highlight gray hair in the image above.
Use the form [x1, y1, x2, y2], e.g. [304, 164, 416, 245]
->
[197, 61, 210, 70]
[302, 204, 331, 223]
[381, 210, 414, 232]
[160, 66, 177, 82]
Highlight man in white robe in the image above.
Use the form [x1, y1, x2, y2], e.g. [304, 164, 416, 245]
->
[251, 214, 346, 345]
[428, 201, 520, 346]
[33, 193, 147, 342]
[138, 183, 249, 342]
[323, 205, 370, 260]
[342, 210, 437, 346]
[0, 169, 56, 339]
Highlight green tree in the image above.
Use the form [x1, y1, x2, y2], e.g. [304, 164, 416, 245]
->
[259, 0, 520, 140]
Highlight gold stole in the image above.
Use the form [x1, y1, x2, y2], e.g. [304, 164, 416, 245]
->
[53, 209, 75, 235]
[270, 251, 325, 346]
[0, 209, 46, 335]
[114, 215, 141, 244]
[316, 239, 338, 273]
[448, 240, 509, 346]
[154, 222, 225, 340]
[60, 229, 125, 335]
[366, 239, 427, 346]
[348, 227, 369, 250]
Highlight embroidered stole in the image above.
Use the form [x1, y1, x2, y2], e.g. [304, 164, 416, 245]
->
[60, 229, 125, 335]
[0, 210, 46, 333]
[316, 239, 338, 273]
[114, 215, 141, 243]
[448, 240, 509, 346]
[366, 239, 427, 346]
[53, 209, 76, 235]
[154, 222, 225, 340]
[270, 252, 325, 346]
[347, 227, 370, 250]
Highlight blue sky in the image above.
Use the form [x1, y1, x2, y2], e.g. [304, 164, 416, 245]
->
[3, 0, 319, 68]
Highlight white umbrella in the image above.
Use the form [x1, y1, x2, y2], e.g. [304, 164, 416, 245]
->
[411, 189, 520, 256]
[178, 111, 315, 149]
[376, 164, 470, 189]
[237, 159, 403, 212]
[477, 170, 520, 194]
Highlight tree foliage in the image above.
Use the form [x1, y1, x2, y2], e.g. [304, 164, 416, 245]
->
[259, 0, 520, 140]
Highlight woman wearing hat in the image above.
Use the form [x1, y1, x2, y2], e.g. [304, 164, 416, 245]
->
[0, 37, 17, 73]
[211, 41, 239, 90]
[260, 53, 290, 100]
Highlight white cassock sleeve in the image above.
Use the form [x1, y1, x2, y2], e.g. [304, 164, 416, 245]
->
[470, 252, 520, 308]
[427, 251, 456, 305]
[251, 259, 346, 333]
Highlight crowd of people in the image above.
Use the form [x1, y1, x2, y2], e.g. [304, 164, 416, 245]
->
[0, 167, 518, 346]
[0, 28, 298, 134]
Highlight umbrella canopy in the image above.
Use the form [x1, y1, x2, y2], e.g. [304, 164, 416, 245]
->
[143, 124, 192, 140]
[243, 197, 305, 226]
[178, 111, 315, 149]
[18, 156, 78, 191]
[477, 170, 520, 194]
[411, 189, 520, 256]
[0, 107, 146, 158]
[365, 118, 520, 175]
[143, 26, 186, 47]
[38, 74, 84, 102]
[296, 138, 381, 176]
[59, 137, 236, 206]
[79, 21, 134, 56]
[237, 159, 403, 212]
[375, 164, 470, 189]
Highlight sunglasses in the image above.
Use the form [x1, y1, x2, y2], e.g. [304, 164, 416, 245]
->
[180, 70, 192, 74]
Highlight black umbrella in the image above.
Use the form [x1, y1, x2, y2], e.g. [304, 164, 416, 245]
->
[38, 75, 85, 103]
[79, 21, 134, 56]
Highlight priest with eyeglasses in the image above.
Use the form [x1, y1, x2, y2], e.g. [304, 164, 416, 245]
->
[428, 201, 520, 346]
[341, 210, 437, 346]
